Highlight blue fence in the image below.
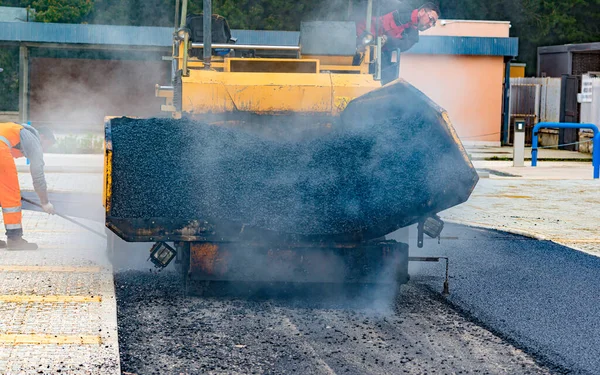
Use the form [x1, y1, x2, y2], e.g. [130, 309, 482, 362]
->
[531, 122, 599, 179]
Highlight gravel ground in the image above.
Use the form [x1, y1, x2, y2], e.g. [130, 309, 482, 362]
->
[115, 270, 553, 375]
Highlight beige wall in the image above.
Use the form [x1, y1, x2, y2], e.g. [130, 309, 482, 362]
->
[400, 20, 510, 146]
[400, 55, 504, 145]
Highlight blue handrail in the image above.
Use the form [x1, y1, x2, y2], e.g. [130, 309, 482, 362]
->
[595, 132, 600, 178]
[531, 122, 599, 179]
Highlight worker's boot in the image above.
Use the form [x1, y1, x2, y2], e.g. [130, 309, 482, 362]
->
[0, 240, 6, 249]
[7, 237, 38, 250]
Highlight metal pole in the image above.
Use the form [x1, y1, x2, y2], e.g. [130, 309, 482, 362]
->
[365, 0, 373, 36]
[374, 0, 382, 81]
[191, 43, 300, 51]
[533, 122, 599, 179]
[513, 118, 525, 167]
[502, 57, 513, 145]
[376, 36, 382, 81]
[21, 197, 107, 239]
[174, 0, 180, 30]
[203, 0, 212, 69]
[182, 33, 189, 76]
[179, 0, 187, 28]
[347, 0, 353, 21]
[594, 132, 600, 179]
[18, 45, 29, 124]
[179, 0, 189, 76]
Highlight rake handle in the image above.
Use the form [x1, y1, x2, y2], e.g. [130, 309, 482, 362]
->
[20, 197, 107, 239]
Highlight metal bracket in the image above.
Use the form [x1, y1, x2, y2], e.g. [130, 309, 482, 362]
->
[409, 256, 450, 295]
[418, 215, 445, 248]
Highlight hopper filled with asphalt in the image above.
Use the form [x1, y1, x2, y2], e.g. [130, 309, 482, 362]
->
[104, 80, 478, 243]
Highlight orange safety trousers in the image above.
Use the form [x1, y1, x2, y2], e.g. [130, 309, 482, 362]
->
[0, 143, 22, 237]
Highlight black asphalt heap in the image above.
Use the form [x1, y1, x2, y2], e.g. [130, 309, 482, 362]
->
[109, 81, 478, 239]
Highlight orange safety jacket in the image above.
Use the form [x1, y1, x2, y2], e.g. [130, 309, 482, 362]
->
[1, 122, 48, 192]
[0, 122, 25, 236]
[0, 122, 25, 155]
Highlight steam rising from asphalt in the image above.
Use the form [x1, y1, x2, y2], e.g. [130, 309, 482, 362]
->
[29, 57, 169, 132]
[14, 2, 477, 308]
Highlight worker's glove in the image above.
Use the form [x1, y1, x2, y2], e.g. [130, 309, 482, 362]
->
[42, 202, 55, 215]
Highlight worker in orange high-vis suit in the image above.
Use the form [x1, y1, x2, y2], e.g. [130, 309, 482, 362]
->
[0, 122, 56, 250]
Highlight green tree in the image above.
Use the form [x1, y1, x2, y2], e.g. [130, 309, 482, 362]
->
[0, 48, 19, 111]
[438, 0, 600, 74]
[4, 0, 600, 76]
[187, 0, 322, 30]
[31, 0, 95, 23]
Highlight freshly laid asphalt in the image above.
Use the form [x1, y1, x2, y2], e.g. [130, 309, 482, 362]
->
[396, 223, 600, 375]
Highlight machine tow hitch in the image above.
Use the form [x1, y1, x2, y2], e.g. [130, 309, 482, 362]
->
[408, 256, 450, 295]
[413, 215, 449, 295]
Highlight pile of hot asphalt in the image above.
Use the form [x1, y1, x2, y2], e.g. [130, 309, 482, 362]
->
[109, 105, 476, 238]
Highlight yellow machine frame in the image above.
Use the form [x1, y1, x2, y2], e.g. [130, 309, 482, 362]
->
[156, 22, 384, 119]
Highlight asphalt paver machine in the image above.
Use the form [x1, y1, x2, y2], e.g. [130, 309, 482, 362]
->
[103, 0, 478, 293]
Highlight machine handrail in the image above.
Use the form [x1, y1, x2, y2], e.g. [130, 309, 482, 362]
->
[191, 43, 301, 51]
[531, 122, 599, 179]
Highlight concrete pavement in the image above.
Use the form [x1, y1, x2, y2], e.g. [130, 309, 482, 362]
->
[468, 145, 594, 161]
[2, 155, 115, 374]
[0, 211, 119, 375]
[440, 158, 600, 257]
[15, 154, 103, 174]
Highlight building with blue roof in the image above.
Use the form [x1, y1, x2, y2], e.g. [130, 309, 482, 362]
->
[0, 19, 517, 145]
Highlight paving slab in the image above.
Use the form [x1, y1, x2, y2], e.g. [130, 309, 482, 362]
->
[466, 146, 593, 161]
[15, 154, 103, 174]
[18, 173, 102, 195]
[0, 211, 119, 375]
[475, 160, 597, 179]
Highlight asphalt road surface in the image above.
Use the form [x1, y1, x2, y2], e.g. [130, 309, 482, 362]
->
[113, 222, 600, 375]
[394, 224, 600, 375]
[115, 272, 552, 375]
[26, 193, 595, 374]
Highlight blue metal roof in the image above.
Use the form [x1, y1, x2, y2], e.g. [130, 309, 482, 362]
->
[0, 21, 172, 46]
[0, 21, 517, 56]
[0, 21, 300, 47]
[410, 36, 519, 57]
